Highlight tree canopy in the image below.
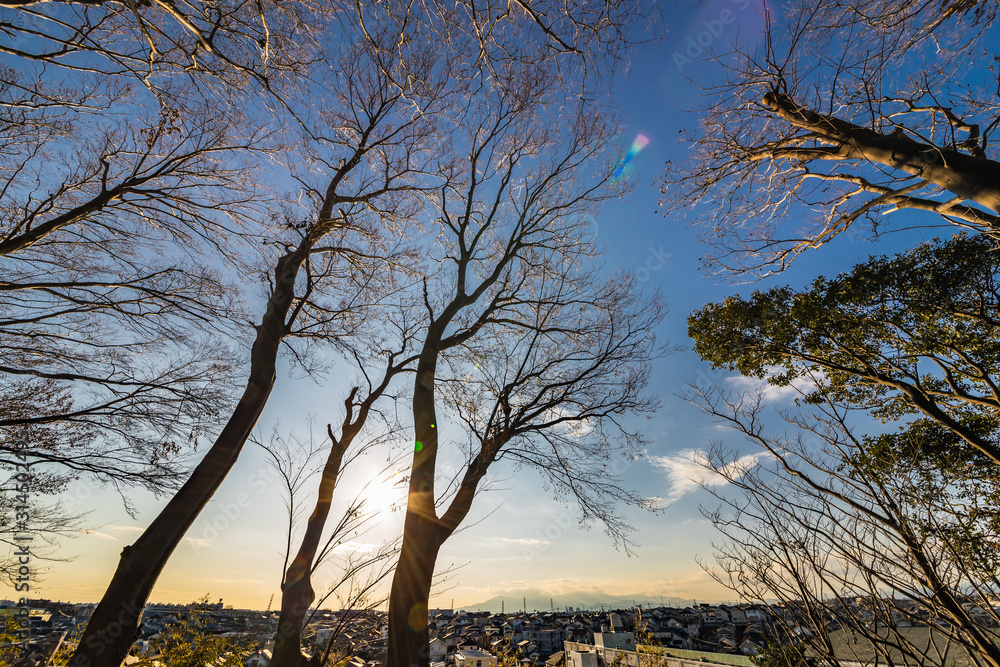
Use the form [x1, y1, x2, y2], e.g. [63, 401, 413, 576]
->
[689, 233, 1000, 465]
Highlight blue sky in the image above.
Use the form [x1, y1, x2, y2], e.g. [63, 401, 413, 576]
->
[30, 0, 960, 612]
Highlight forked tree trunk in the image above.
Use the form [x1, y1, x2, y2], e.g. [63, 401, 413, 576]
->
[386, 348, 448, 667]
[68, 245, 308, 667]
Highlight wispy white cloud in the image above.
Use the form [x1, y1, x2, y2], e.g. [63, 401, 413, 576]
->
[724, 367, 819, 403]
[650, 448, 769, 503]
[332, 540, 379, 554]
[77, 530, 117, 541]
[477, 537, 549, 547]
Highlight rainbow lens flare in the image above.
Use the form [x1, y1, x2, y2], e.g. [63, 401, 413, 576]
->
[611, 133, 650, 182]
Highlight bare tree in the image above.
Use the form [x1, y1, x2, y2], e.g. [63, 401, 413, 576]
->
[67, 32, 446, 667]
[0, 0, 655, 489]
[0, 0, 334, 510]
[0, 0, 322, 97]
[0, 103, 269, 485]
[0, 80, 282, 608]
[661, 2, 1000, 276]
[788, 1, 995, 61]
[268, 350, 415, 667]
[435, 270, 668, 549]
[0, 0, 658, 119]
[690, 382, 1000, 667]
[356, 0, 659, 85]
[381, 60, 668, 666]
[14, 3, 659, 662]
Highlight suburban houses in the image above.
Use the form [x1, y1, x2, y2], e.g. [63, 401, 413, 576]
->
[4, 596, 1000, 666]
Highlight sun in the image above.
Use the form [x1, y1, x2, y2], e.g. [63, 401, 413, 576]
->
[359, 470, 406, 514]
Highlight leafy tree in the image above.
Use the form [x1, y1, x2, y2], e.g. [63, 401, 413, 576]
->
[688, 233, 1000, 465]
[751, 642, 817, 667]
[51, 596, 257, 667]
[0, 611, 28, 665]
[634, 610, 667, 667]
[687, 235, 1000, 667]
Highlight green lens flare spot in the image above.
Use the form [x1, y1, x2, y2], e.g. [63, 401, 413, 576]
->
[415, 441, 423, 452]
[408, 602, 428, 632]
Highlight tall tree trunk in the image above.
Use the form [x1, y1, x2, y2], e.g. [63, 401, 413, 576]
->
[69, 245, 308, 667]
[386, 512, 443, 667]
[270, 431, 351, 667]
[387, 344, 446, 667]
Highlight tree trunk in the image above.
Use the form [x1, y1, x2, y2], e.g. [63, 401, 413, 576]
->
[385, 320, 495, 667]
[272, 580, 315, 667]
[68, 245, 307, 667]
[763, 91, 1000, 214]
[898, 519, 1000, 667]
[386, 513, 443, 667]
[385, 334, 449, 667]
[270, 432, 351, 667]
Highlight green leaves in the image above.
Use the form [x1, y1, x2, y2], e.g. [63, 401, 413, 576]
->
[689, 234, 1000, 449]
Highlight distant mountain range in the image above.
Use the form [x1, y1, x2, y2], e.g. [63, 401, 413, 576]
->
[454, 590, 702, 613]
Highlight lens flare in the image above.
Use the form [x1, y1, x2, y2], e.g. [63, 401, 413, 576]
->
[611, 133, 649, 182]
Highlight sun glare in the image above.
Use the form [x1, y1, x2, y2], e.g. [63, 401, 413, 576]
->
[360, 471, 406, 514]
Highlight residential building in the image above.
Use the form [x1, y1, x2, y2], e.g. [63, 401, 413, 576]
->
[454, 648, 497, 667]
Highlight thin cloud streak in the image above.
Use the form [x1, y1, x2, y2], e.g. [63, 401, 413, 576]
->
[650, 448, 768, 503]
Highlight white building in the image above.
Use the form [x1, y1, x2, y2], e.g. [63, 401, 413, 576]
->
[428, 637, 448, 662]
[566, 649, 599, 667]
[454, 649, 497, 667]
[594, 631, 636, 651]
